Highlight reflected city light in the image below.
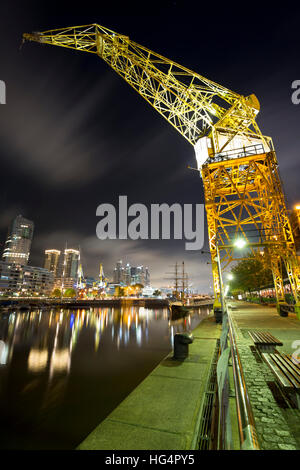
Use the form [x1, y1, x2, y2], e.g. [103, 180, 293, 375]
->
[50, 349, 70, 374]
[0, 340, 8, 365]
[0, 305, 208, 378]
[0, 302, 210, 450]
[136, 325, 142, 346]
[28, 348, 48, 372]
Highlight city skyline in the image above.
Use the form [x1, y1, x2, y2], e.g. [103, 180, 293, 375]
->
[0, 211, 209, 292]
[0, 210, 213, 291]
[0, 213, 158, 294]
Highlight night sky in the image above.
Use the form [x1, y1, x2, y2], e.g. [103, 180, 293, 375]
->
[0, 1, 300, 292]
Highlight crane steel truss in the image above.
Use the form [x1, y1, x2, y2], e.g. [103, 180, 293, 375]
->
[202, 151, 300, 307]
[23, 24, 300, 314]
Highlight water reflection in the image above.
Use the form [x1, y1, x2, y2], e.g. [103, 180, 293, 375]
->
[0, 305, 209, 449]
[0, 305, 208, 384]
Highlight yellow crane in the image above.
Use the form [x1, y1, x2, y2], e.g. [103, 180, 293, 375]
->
[23, 24, 300, 317]
[98, 263, 108, 289]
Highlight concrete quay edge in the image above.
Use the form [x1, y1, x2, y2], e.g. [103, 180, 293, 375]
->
[77, 313, 221, 450]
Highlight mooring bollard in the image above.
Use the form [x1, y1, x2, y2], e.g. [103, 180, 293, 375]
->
[214, 308, 223, 324]
[278, 303, 289, 317]
[173, 332, 194, 360]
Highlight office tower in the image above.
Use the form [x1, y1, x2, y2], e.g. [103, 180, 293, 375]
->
[113, 260, 124, 284]
[62, 248, 80, 289]
[130, 266, 137, 284]
[145, 267, 150, 287]
[124, 263, 131, 286]
[2, 215, 34, 265]
[136, 266, 145, 285]
[44, 249, 61, 276]
[130, 265, 145, 285]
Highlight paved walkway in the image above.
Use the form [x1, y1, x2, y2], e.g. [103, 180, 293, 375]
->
[78, 313, 221, 450]
[228, 301, 300, 450]
[77, 302, 300, 450]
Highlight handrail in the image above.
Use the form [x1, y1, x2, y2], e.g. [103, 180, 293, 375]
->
[227, 311, 260, 450]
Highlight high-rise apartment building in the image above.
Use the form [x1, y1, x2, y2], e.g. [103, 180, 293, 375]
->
[44, 249, 61, 276]
[113, 260, 124, 284]
[2, 215, 34, 265]
[124, 263, 131, 285]
[112, 261, 150, 286]
[62, 248, 80, 289]
[0, 261, 54, 296]
[145, 267, 150, 287]
[131, 266, 145, 285]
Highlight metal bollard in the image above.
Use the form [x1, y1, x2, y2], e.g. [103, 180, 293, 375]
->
[214, 308, 223, 324]
[278, 303, 288, 317]
[173, 332, 193, 360]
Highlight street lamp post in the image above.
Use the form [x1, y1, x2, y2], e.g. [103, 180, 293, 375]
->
[218, 238, 294, 315]
[215, 244, 226, 322]
[212, 237, 247, 322]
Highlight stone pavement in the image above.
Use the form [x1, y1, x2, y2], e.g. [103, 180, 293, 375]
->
[228, 301, 300, 450]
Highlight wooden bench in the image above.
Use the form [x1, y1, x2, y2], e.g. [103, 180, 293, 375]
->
[261, 352, 300, 408]
[248, 330, 283, 353]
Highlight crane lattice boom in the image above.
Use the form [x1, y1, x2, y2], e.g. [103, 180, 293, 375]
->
[23, 23, 300, 314]
[23, 24, 271, 164]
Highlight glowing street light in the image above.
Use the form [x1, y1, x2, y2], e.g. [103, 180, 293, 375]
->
[227, 273, 234, 280]
[234, 238, 247, 249]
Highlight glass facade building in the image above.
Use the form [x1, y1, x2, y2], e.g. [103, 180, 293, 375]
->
[0, 261, 54, 296]
[44, 250, 61, 276]
[62, 249, 80, 289]
[2, 215, 34, 265]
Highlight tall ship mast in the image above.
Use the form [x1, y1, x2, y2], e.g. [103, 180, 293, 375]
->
[166, 261, 189, 303]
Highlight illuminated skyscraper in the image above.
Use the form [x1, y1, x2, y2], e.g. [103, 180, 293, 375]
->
[44, 249, 61, 276]
[62, 248, 80, 289]
[2, 215, 34, 265]
[124, 263, 131, 286]
[145, 267, 150, 287]
[113, 260, 124, 284]
[130, 266, 145, 285]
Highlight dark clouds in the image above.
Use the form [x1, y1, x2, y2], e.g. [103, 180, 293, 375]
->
[0, 1, 300, 291]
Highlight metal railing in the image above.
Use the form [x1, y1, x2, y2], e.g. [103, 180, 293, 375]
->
[216, 305, 260, 450]
[227, 311, 260, 450]
[209, 143, 265, 164]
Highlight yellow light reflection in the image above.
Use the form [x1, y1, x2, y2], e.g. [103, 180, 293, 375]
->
[51, 349, 70, 373]
[28, 349, 48, 372]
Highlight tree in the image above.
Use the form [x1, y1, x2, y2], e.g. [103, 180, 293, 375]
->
[153, 290, 161, 297]
[229, 255, 273, 295]
[131, 283, 144, 296]
[115, 286, 125, 297]
[132, 283, 144, 290]
[63, 288, 76, 298]
[51, 288, 61, 298]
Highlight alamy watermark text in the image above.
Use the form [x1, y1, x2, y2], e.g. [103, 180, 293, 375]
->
[96, 196, 205, 250]
[0, 80, 6, 104]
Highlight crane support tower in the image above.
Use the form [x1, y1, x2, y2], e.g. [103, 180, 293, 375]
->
[23, 24, 300, 317]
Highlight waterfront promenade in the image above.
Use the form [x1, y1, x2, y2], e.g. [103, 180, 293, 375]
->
[78, 311, 221, 450]
[228, 300, 300, 450]
[77, 300, 300, 451]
